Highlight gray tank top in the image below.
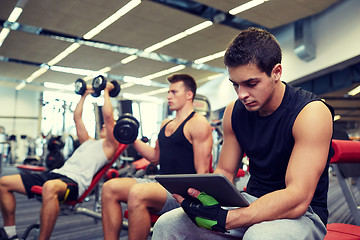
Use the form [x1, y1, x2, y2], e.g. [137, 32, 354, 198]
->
[52, 139, 108, 196]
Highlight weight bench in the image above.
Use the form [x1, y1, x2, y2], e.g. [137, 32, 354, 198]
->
[323, 139, 360, 239]
[21, 143, 128, 239]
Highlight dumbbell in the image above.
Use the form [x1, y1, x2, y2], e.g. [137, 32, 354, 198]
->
[74, 78, 99, 97]
[75, 79, 87, 95]
[47, 136, 64, 152]
[113, 113, 139, 144]
[92, 75, 121, 98]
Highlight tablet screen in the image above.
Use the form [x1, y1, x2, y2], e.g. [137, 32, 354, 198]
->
[155, 173, 249, 207]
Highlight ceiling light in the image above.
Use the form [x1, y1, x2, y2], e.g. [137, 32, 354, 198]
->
[184, 21, 213, 35]
[15, 82, 26, 91]
[334, 115, 341, 121]
[229, 0, 268, 15]
[143, 88, 168, 96]
[122, 93, 164, 104]
[194, 50, 225, 64]
[99, 66, 112, 72]
[26, 68, 48, 83]
[8, 7, 23, 22]
[143, 65, 186, 80]
[144, 33, 187, 53]
[347, 85, 360, 96]
[47, 43, 81, 66]
[121, 55, 138, 64]
[121, 82, 135, 89]
[144, 21, 212, 53]
[0, 28, 11, 47]
[49, 65, 108, 77]
[44, 82, 75, 91]
[83, 0, 141, 39]
[1, 1, 27, 48]
[123, 76, 152, 86]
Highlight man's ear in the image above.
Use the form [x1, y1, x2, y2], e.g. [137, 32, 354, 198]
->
[186, 90, 194, 101]
[272, 63, 282, 81]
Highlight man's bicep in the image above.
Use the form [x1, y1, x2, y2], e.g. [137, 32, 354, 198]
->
[191, 120, 213, 173]
[286, 101, 333, 198]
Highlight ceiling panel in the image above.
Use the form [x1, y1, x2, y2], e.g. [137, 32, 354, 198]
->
[95, 1, 205, 49]
[157, 24, 238, 61]
[0, 62, 40, 80]
[0, 31, 71, 64]
[58, 45, 129, 70]
[33, 70, 83, 86]
[18, 0, 130, 36]
[0, 0, 356, 123]
[195, 0, 340, 28]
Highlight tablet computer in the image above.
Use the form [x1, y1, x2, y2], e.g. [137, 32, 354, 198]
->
[155, 173, 249, 207]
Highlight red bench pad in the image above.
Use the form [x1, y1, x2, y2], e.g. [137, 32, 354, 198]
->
[331, 140, 360, 163]
[325, 223, 360, 240]
[16, 164, 46, 172]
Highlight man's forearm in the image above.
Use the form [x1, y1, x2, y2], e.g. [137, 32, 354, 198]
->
[74, 95, 86, 122]
[132, 140, 158, 164]
[102, 89, 113, 121]
[226, 187, 309, 229]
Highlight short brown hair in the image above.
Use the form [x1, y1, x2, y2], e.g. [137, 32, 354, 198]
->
[167, 74, 197, 101]
[224, 27, 282, 77]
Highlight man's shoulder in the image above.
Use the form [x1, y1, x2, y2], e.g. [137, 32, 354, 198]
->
[186, 113, 211, 131]
[189, 112, 208, 123]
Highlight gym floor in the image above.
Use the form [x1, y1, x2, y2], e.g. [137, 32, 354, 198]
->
[0, 165, 357, 240]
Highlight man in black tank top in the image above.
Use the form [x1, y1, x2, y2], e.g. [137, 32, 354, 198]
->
[101, 74, 213, 240]
[152, 28, 334, 240]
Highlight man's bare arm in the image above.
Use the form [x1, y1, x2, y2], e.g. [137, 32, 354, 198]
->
[225, 101, 333, 229]
[74, 89, 92, 144]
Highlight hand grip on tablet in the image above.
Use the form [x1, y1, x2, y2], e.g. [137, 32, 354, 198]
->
[181, 192, 228, 233]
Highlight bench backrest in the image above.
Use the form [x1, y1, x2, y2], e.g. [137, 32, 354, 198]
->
[66, 143, 128, 205]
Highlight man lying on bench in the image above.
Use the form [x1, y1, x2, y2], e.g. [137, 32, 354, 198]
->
[0, 82, 119, 240]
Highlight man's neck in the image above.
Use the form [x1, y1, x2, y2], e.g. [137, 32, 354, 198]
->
[174, 104, 194, 122]
[258, 81, 286, 116]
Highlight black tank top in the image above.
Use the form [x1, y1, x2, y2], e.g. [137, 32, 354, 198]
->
[158, 111, 196, 175]
[231, 83, 334, 225]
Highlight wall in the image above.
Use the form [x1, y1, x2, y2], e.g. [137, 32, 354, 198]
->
[199, 0, 360, 111]
[0, 86, 41, 138]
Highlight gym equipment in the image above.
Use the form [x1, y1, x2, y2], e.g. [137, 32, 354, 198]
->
[23, 155, 41, 166]
[21, 143, 128, 240]
[45, 151, 65, 171]
[74, 79, 87, 95]
[47, 136, 64, 152]
[325, 223, 360, 240]
[92, 75, 121, 98]
[113, 113, 139, 144]
[45, 135, 65, 171]
[323, 139, 360, 239]
[330, 139, 360, 225]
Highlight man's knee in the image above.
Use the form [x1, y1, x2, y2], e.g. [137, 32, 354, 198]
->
[152, 209, 193, 239]
[101, 180, 114, 198]
[243, 219, 316, 240]
[152, 211, 173, 235]
[101, 178, 129, 203]
[127, 184, 146, 207]
[0, 176, 7, 189]
[0, 175, 17, 192]
[42, 180, 64, 200]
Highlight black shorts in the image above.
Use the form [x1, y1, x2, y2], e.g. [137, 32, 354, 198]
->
[20, 172, 79, 201]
